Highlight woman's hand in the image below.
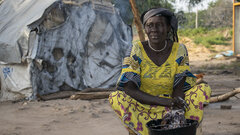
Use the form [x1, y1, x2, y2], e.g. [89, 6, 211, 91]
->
[172, 97, 189, 111]
[172, 76, 188, 110]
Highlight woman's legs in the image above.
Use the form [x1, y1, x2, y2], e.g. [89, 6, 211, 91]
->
[184, 83, 211, 122]
[109, 90, 167, 135]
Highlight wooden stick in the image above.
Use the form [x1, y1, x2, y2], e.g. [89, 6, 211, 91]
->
[81, 88, 116, 92]
[38, 88, 115, 101]
[210, 88, 240, 103]
[129, 0, 145, 42]
[70, 91, 112, 100]
[37, 91, 78, 101]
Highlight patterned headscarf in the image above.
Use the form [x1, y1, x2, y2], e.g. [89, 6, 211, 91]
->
[140, 8, 179, 42]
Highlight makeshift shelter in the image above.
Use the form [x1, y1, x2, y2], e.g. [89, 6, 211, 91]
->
[0, 0, 132, 101]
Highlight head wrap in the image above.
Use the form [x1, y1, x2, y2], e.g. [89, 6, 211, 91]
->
[140, 8, 179, 42]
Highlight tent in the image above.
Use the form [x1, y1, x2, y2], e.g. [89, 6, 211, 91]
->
[0, 0, 132, 101]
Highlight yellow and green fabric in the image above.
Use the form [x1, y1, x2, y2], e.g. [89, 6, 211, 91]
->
[109, 41, 211, 135]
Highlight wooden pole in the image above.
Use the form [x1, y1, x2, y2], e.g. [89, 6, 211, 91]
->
[195, 9, 198, 29]
[210, 88, 240, 103]
[129, 0, 145, 42]
[233, 0, 235, 54]
[70, 91, 112, 100]
[233, 2, 240, 54]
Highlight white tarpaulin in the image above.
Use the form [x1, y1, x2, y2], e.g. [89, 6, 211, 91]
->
[0, 0, 132, 101]
[0, 0, 57, 63]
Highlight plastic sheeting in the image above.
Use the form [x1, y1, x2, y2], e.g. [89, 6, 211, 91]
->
[0, 64, 32, 101]
[112, 0, 133, 25]
[0, 0, 132, 101]
[0, 0, 57, 63]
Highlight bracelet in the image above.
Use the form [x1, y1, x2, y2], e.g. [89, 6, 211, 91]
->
[171, 99, 175, 108]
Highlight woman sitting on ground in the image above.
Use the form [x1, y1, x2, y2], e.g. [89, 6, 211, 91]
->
[109, 8, 211, 135]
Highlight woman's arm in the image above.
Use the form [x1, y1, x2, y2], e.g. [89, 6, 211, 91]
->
[124, 81, 188, 110]
[172, 76, 186, 99]
[172, 76, 190, 110]
[124, 81, 173, 107]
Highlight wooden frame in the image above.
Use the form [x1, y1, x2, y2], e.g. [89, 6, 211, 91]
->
[129, 0, 145, 42]
[233, 0, 240, 54]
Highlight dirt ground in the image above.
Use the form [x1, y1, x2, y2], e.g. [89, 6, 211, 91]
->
[0, 38, 240, 135]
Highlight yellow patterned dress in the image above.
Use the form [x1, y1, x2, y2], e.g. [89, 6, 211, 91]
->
[109, 41, 211, 135]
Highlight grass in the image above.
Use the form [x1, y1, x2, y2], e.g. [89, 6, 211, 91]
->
[178, 27, 232, 48]
[194, 35, 231, 48]
[132, 27, 233, 50]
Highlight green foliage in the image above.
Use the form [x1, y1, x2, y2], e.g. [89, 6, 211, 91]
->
[193, 37, 211, 48]
[179, 0, 232, 29]
[229, 29, 233, 36]
[179, 27, 232, 48]
[194, 35, 231, 48]
[135, 0, 175, 15]
[178, 12, 196, 29]
[179, 27, 208, 36]
[187, 0, 203, 6]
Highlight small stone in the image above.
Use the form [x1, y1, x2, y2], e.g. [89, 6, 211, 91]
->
[91, 112, 100, 118]
[51, 120, 60, 123]
[22, 102, 28, 106]
[18, 107, 28, 110]
[15, 126, 22, 130]
[42, 124, 50, 127]
[68, 110, 76, 114]
[82, 105, 87, 109]
[100, 109, 111, 113]
[44, 128, 51, 131]
[90, 103, 97, 108]
[104, 99, 109, 103]
[79, 105, 87, 112]
[220, 105, 232, 109]
[97, 101, 102, 105]
[79, 108, 85, 112]
[40, 104, 50, 107]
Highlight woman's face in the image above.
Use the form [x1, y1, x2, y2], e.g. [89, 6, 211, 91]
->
[144, 16, 170, 44]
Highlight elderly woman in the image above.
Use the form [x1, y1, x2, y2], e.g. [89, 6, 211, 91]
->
[109, 8, 211, 135]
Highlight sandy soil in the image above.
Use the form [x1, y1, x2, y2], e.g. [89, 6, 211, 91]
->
[0, 38, 240, 135]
